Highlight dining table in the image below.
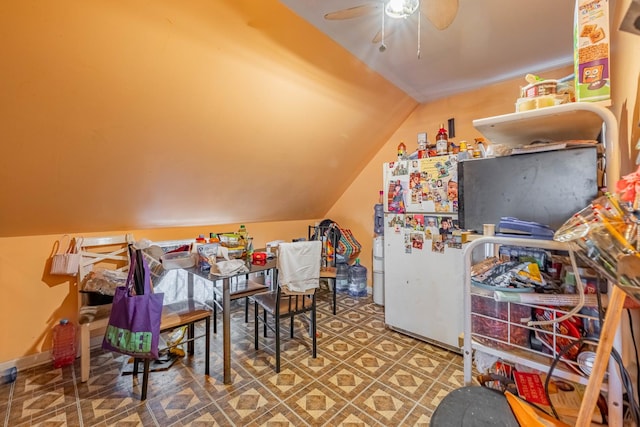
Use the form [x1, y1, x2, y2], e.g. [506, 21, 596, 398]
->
[186, 256, 277, 384]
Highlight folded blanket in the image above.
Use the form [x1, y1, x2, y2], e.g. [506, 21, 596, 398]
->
[209, 259, 249, 276]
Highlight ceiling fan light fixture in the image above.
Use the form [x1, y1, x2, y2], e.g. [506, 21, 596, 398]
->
[385, 0, 420, 19]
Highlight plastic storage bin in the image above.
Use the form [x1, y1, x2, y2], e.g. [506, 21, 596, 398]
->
[161, 251, 196, 269]
[471, 288, 531, 350]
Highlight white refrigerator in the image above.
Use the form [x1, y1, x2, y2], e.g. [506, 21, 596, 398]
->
[382, 156, 465, 352]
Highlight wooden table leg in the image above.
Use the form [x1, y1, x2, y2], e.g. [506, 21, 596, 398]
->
[576, 285, 626, 425]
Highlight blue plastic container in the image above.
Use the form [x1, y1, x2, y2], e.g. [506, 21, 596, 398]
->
[1, 367, 17, 385]
[348, 259, 368, 297]
[374, 204, 384, 235]
[335, 263, 350, 293]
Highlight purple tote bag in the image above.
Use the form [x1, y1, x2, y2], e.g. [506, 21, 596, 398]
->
[102, 246, 164, 359]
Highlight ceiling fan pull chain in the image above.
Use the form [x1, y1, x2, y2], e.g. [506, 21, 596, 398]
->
[417, 9, 421, 59]
[379, 4, 386, 52]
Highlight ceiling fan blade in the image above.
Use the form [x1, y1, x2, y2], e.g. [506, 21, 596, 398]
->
[422, 0, 459, 30]
[324, 4, 380, 20]
[372, 25, 398, 44]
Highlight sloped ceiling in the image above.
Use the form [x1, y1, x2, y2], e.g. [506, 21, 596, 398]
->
[279, 0, 576, 103]
[0, 0, 417, 237]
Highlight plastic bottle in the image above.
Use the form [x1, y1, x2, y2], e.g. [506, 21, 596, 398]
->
[417, 135, 427, 159]
[237, 224, 248, 245]
[52, 319, 76, 369]
[1, 367, 17, 385]
[397, 141, 407, 160]
[246, 237, 254, 261]
[426, 137, 437, 157]
[335, 262, 350, 293]
[436, 124, 448, 155]
[348, 259, 368, 297]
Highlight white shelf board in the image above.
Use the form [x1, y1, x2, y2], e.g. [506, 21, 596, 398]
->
[471, 339, 606, 391]
[473, 102, 613, 148]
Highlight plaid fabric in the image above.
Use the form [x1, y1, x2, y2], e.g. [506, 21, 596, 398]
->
[337, 227, 361, 259]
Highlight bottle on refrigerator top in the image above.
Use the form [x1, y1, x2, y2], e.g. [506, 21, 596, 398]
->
[348, 258, 368, 297]
[335, 262, 349, 293]
[397, 141, 406, 160]
[52, 319, 76, 369]
[237, 224, 248, 242]
[417, 134, 427, 159]
[435, 124, 448, 155]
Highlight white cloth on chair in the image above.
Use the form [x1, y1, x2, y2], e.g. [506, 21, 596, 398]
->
[277, 241, 322, 293]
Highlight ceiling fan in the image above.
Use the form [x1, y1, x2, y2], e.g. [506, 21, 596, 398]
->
[324, 0, 459, 45]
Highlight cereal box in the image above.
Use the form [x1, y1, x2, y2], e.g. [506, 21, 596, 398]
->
[574, 0, 611, 102]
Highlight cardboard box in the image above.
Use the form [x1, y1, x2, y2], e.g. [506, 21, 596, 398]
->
[574, 0, 611, 102]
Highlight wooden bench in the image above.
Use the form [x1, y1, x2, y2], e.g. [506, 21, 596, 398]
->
[77, 236, 214, 387]
[77, 235, 134, 383]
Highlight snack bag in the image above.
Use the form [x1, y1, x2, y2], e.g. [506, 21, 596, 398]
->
[574, 0, 611, 102]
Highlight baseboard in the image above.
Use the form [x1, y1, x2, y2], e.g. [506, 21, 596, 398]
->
[0, 335, 105, 375]
[0, 351, 55, 373]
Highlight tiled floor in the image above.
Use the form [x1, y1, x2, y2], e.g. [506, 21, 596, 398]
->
[1, 289, 466, 426]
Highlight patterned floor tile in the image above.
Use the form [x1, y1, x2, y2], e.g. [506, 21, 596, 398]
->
[283, 382, 349, 425]
[214, 380, 281, 425]
[145, 382, 212, 425]
[399, 403, 433, 427]
[290, 350, 342, 378]
[78, 387, 140, 424]
[318, 365, 372, 400]
[396, 347, 449, 377]
[19, 402, 80, 427]
[435, 361, 466, 389]
[343, 348, 395, 379]
[102, 404, 158, 426]
[377, 363, 434, 400]
[326, 403, 385, 426]
[250, 402, 310, 426]
[3, 294, 465, 426]
[6, 382, 77, 426]
[418, 382, 455, 412]
[351, 382, 417, 426]
[259, 367, 315, 400]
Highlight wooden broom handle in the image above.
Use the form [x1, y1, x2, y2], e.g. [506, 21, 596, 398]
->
[576, 285, 626, 426]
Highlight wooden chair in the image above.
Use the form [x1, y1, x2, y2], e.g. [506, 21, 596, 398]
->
[309, 225, 339, 314]
[134, 299, 212, 400]
[252, 240, 321, 372]
[77, 234, 134, 383]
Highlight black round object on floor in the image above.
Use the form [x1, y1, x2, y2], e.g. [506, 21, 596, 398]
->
[431, 386, 519, 426]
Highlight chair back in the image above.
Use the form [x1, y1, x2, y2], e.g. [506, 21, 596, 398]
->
[78, 234, 135, 281]
[277, 241, 322, 293]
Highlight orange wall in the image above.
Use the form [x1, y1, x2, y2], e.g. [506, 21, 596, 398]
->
[0, 0, 416, 238]
[327, 66, 577, 278]
[0, 220, 316, 363]
[2, 1, 639, 368]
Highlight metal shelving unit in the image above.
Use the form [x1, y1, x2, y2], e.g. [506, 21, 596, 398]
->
[463, 236, 623, 425]
[463, 103, 623, 424]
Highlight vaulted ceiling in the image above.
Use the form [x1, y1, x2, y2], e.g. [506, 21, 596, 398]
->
[279, 0, 576, 102]
[0, 0, 577, 237]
